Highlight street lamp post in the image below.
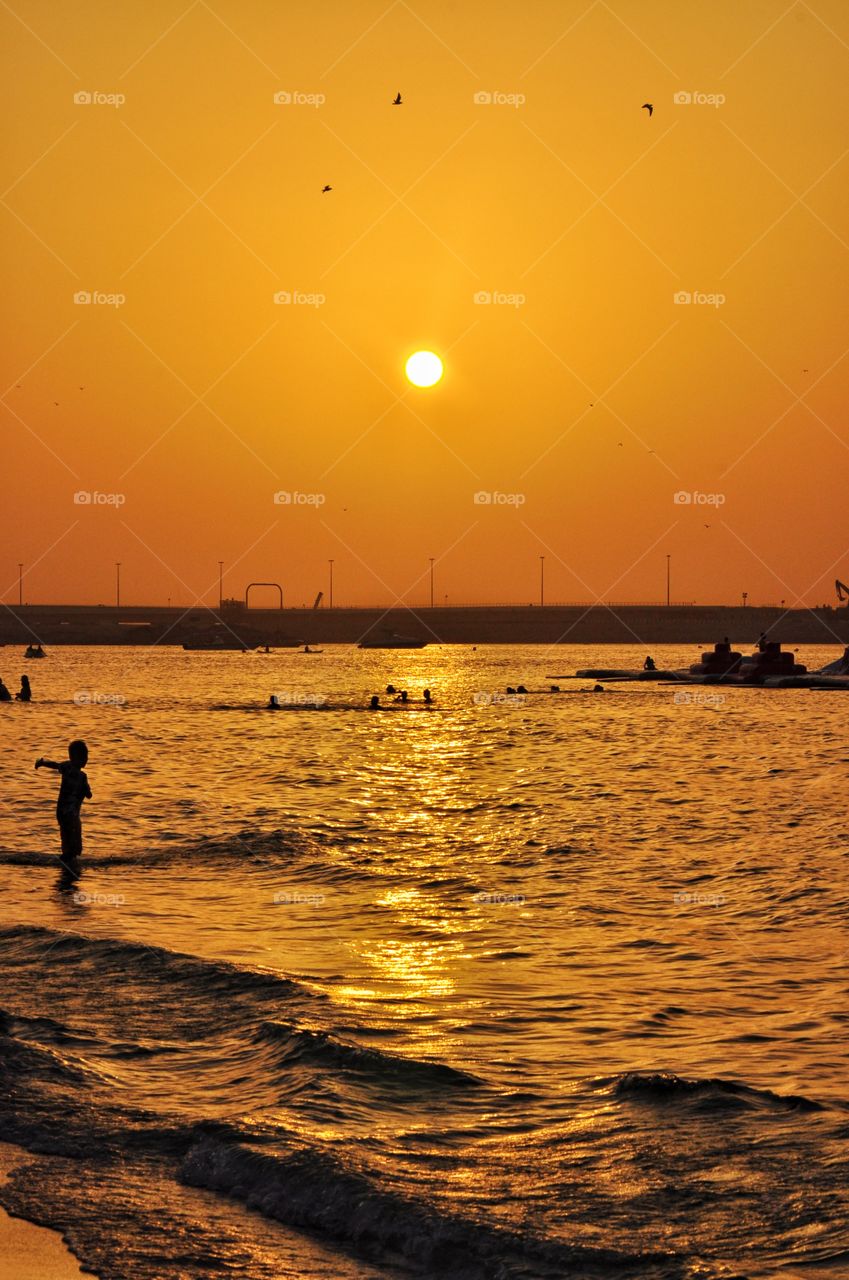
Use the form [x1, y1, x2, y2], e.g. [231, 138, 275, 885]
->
[116, 562, 121, 608]
[328, 560, 334, 608]
[539, 556, 545, 608]
[429, 557, 434, 608]
[666, 554, 671, 607]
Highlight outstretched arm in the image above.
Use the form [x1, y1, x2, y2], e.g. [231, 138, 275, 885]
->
[35, 758, 60, 770]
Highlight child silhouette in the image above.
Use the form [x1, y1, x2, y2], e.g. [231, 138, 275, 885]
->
[36, 740, 92, 862]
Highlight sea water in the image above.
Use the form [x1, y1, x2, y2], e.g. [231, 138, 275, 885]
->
[0, 644, 847, 1279]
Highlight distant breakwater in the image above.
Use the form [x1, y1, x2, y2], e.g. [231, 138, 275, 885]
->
[3, 604, 848, 646]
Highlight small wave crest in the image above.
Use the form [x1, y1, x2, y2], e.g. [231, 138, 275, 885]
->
[608, 1070, 825, 1113]
[180, 1134, 676, 1278]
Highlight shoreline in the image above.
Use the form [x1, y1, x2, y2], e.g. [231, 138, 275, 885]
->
[0, 1143, 89, 1280]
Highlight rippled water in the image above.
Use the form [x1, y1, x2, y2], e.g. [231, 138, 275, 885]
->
[0, 644, 847, 1279]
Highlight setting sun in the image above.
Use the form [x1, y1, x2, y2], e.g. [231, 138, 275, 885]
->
[405, 351, 443, 388]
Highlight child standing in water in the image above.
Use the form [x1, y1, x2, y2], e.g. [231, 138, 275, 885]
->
[35, 740, 92, 862]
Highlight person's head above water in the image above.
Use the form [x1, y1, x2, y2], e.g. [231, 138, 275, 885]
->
[267, 694, 279, 708]
[386, 685, 396, 695]
[369, 694, 380, 708]
[423, 688, 432, 702]
[593, 684, 605, 693]
[68, 739, 88, 766]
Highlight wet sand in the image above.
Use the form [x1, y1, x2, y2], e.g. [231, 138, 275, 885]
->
[0, 1144, 87, 1280]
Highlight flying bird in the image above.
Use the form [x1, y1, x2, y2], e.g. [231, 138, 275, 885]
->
[321, 184, 332, 193]
[393, 92, 402, 105]
[642, 103, 653, 116]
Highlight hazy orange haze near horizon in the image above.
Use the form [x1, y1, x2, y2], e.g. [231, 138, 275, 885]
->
[2, 0, 848, 610]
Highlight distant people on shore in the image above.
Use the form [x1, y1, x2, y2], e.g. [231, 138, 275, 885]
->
[0, 678, 11, 702]
[16, 675, 32, 702]
[643, 655, 656, 671]
[35, 740, 92, 864]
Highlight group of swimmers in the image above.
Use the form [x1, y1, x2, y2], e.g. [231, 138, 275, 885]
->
[0, 675, 32, 702]
[369, 686, 433, 709]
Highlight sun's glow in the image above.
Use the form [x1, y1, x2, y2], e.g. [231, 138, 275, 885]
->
[405, 351, 443, 387]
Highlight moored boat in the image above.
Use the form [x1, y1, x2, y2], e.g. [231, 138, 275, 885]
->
[358, 632, 428, 649]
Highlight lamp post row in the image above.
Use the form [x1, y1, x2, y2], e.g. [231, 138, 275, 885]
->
[10, 556, 681, 609]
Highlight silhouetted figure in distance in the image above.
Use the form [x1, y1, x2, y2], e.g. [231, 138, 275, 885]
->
[16, 675, 32, 701]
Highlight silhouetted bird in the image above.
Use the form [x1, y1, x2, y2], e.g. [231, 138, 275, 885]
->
[393, 92, 402, 105]
[642, 103, 653, 116]
[321, 185, 332, 193]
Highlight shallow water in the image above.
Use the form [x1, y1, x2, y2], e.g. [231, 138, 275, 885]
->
[0, 644, 847, 1278]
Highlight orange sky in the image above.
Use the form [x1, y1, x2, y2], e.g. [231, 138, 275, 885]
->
[2, 1, 848, 609]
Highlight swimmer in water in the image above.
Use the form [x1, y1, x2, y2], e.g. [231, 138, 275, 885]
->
[267, 694, 280, 709]
[369, 695, 380, 709]
[423, 688, 432, 704]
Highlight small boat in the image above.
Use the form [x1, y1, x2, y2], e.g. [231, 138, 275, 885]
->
[24, 644, 46, 658]
[358, 632, 428, 650]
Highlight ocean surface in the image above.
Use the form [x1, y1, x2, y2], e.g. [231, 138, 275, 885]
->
[0, 643, 847, 1280]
